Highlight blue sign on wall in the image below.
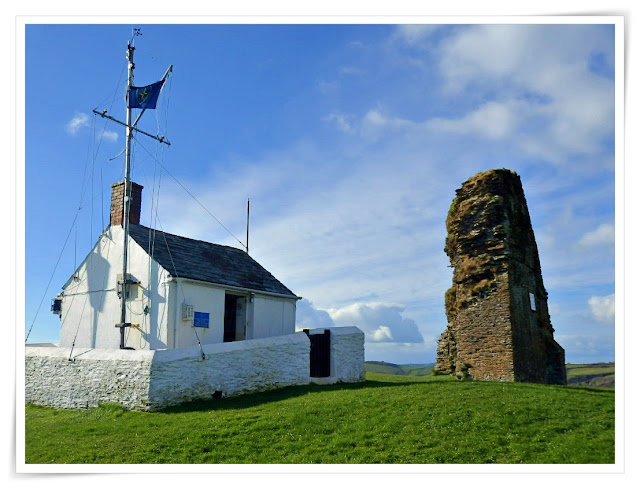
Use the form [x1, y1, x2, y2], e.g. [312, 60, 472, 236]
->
[193, 311, 210, 328]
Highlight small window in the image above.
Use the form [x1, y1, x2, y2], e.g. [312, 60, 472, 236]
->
[529, 292, 536, 311]
[51, 297, 62, 316]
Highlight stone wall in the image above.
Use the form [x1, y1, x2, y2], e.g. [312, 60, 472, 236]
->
[25, 327, 365, 411]
[330, 327, 366, 383]
[306, 326, 366, 385]
[25, 347, 153, 410]
[435, 169, 566, 384]
[147, 333, 311, 410]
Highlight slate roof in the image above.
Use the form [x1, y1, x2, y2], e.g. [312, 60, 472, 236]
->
[128, 224, 297, 298]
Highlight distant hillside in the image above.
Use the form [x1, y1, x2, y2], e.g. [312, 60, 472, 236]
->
[366, 361, 614, 387]
[365, 361, 434, 376]
[566, 363, 614, 388]
[364, 361, 405, 375]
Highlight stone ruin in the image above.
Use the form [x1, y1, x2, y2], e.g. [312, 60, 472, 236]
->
[435, 169, 566, 384]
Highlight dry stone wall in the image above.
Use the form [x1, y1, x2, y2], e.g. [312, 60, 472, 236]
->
[435, 169, 566, 384]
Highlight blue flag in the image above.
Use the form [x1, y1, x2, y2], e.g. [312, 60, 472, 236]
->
[127, 80, 164, 109]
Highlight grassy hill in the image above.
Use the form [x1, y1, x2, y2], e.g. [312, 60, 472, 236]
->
[365, 361, 434, 376]
[25, 372, 614, 464]
[566, 363, 615, 388]
[366, 362, 615, 388]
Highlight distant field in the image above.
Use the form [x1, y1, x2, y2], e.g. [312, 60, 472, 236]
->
[365, 361, 433, 376]
[25, 372, 614, 464]
[566, 363, 615, 388]
[365, 362, 614, 388]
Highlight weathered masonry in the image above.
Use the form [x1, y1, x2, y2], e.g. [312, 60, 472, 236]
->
[435, 169, 566, 384]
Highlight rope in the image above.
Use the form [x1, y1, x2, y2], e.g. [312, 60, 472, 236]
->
[134, 136, 247, 250]
[27, 99, 117, 343]
[25, 211, 81, 343]
[68, 288, 90, 361]
[28, 91, 117, 343]
[152, 213, 205, 360]
[67, 231, 112, 360]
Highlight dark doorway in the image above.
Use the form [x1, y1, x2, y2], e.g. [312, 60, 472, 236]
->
[304, 329, 331, 377]
[224, 294, 239, 342]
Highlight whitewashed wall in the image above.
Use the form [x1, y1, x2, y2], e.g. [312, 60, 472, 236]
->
[25, 346, 154, 410]
[58, 226, 171, 350]
[305, 327, 365, 384]
[58, 226, 299, 351]
[329, 327, 366, 382]
[252, 296, 296, 339]
[148, 332, 310, 410]
[171, 281, 226, 348]
[26, 327, 364, 412]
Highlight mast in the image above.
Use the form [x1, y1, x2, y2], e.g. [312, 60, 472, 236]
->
[96, 35, 171, 349]
[117, 41, 136, 349]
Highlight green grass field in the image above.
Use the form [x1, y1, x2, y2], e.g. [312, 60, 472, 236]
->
[25, 372, 614, 464]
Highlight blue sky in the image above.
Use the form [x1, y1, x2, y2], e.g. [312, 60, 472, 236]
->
[23, 22, 618, 364]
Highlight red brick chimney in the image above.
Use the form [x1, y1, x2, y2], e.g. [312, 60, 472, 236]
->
[110, 180, 143, 226]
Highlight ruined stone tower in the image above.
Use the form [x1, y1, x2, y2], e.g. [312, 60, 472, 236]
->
[435, 169, 566, 384]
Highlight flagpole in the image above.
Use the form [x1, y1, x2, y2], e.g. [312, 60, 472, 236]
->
[117, 40, 136, 349]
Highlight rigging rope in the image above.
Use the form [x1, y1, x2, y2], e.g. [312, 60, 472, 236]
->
[65, 228, 113, 359]
[148, 212, 205, 359]
[26, 57, 128, 344]
[134, 136, 247, 250]
[25, 210, 81, 343]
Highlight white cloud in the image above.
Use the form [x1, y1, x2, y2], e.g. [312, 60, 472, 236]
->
[66, 112, 117, 141]
[588, 294, 615, 325]
[328, 302, 424, 344]
[102, 130, 118, 142]
[555, 333, 615, 363]
[364, 341, 435, 364]
[295, 299, 335, 330]
[577, 223, 615, 249]
[435, 25, 614, 162]
[394, 25, 442, 45]
[360, 109, 414, 141]
[66, 112, 89, 135]
[426, 101, 517, 140]
[372, 326, 394, 342]
[324, 112, 354, 133]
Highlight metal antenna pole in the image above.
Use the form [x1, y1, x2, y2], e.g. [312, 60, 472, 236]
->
[117, 41, 136, 349]
[246, 198, 250, 254]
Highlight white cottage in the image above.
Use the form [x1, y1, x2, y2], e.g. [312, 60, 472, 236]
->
[55, 180, 299, 351]
[27, 179, 364, 411]
[27, 40, 364, 411]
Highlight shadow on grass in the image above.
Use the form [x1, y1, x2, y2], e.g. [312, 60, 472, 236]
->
[158, 379, 448, 414]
